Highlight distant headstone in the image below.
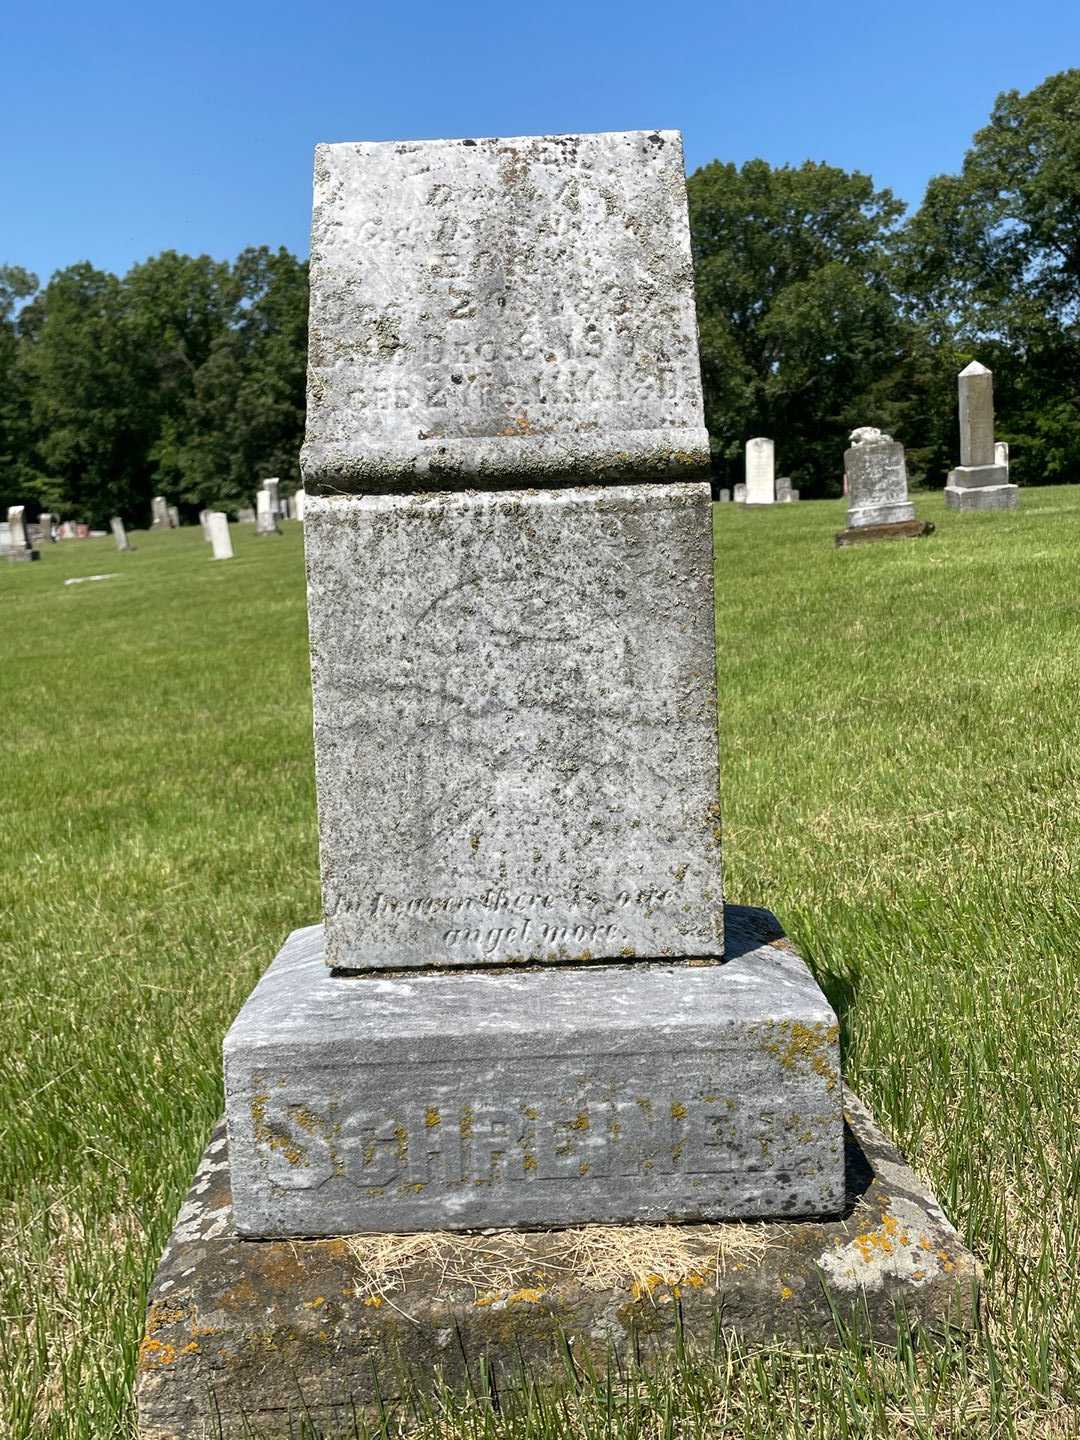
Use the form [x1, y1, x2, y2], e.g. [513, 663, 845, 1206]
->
[263, 478, 281, 517]
[280, 495, 291, 521]
[745, 438, 775, 504]
[110, 516, 134, 552]
[58, 521, 77, 540]
[167, 505, 180, 528]
[221, 129, 844, 1243]
[237, 507, 256, 524]
[995, 441, 1009, 471]
[255, 489, 280, 535]
[836, 428, 931, 546]
[199, 509, 212, 541]
[151, 496, 170, 529]
[294, 488, 306, 521]
[5, 505, 39, 562]
[718, 488, 731, 503]
[944, 363, 1018, 511]
[733, 482, 747, 503]
[775, 477, 793, 503]
[208, 511, 234, 560]
[38, 512, 54, 542]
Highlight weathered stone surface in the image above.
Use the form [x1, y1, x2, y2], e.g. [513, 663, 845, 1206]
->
[151, 496, 170, 529]
[224, 906, 842, 1237]
[305, 482, 722, 972]
[110, 517, 133, 552]
[301, 132, 709, 494]
[835, 519, 935, 548]
[775, 477, 793, 503]
[137, 1080, 977, 1440]
[167, 504, 180, 529]
[844, 438, 915, 528]
[208, 512, 233, 560]
[744, 438, 774, 504]
[958, 361, 994, 468]
[734, 482, 747, 502]
[944, 483, 1018, 512]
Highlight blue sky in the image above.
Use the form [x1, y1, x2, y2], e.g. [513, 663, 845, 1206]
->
[2, 0, 1076, 285]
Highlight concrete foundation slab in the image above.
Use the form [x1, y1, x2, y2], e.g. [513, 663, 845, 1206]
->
[835, 520, 935, 548]
[224, 907, 845, 1237]
[136, 1087, 979, 1439]
[944, 483, 1019, 512]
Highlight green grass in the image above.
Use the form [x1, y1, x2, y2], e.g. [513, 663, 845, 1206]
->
[1, 495, 1077, 1438]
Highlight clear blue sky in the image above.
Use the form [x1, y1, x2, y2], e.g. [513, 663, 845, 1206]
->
[3, 0, 1076, 285]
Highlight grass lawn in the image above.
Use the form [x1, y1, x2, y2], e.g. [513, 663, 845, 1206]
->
[1, 494, 1077, 1438]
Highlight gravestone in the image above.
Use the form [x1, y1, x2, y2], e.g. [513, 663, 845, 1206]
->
[110, 517, 133, 552]
[734, 481, 747, 502]
[262, 478, 281, 516]
[835, 428, 932, 547]
[5, 506, 39, 562]
[151, 496, 170, 529]
[995, 440, 1009, 472]
[775, 477, 793, 503]
[944, 362, 1018, 511]
[199, 509, 212, 541]
[236, 506, 256, 524]
[280, 495, 291, 520]
[207, 511, 233, 560]
[255, 489, 279, 535]
[744, 438, 775, 504]
[38, 512, 54, 542]
[167, 505, 180, 528]
[222, 130, 843, 1239]
[294, 488, 306, 521]
[718, 488, 730, 502]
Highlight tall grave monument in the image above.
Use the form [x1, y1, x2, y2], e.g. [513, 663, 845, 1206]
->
[138, 133, 978, 1437]
[944, 361, 1018, 511]
[223, 132, 843, 1237]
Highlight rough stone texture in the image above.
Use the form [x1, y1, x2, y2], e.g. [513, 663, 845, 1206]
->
[844, 440, 915, 528]
[944, 483, 1018, 512]
[137, 1083, 977, 1440]
[744, 438, 774, 504]
[305, 482, 722, 972]
[835, 519, 935, 548]
[223, 906, 842, 1238]
[255, 490, 279, 535]
[734, 482, 747, 502]
[208, 512, 234, 560]
[958, 361, 994, 468]
[151, 496, 170, 529]
[110, 517, 133, 552]
[301, 132, 709, 494]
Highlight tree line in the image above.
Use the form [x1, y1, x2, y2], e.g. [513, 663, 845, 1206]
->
[2, 71, 1077, 524]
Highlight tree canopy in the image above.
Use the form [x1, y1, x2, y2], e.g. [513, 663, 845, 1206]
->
[2, 71, 1079, 520]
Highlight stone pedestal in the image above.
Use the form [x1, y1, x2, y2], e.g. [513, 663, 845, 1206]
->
[224, 907, 843, 1238]
[944, 466, 1018, 511]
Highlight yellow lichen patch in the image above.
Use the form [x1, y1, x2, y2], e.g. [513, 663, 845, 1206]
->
[138, 1338, 178, 1368]
[762, 1021, 840, 1091]
[671, 1101, 687, 1120]
[579, 1161, 590, 1176]
[400, 1182, 426, 1195]
[181, 1341, 200, 1355]
[570, 1111, 589, 1131]
[523, 1106, 539, 1120]
[363, 1295, 384, 1308]
[460, 1105, 474, 1138]
[523, 1153, 538, 1172]
[424, 1107, 441, 1129]
[507, 1287, 545, 1304]
[630, 1273, 665, 1299]
[303, 1296, 325, 1310]
[393, 1124, 408, 1159]
[250, 1092, 307, 1168]
[779, 1285, 794, 1301]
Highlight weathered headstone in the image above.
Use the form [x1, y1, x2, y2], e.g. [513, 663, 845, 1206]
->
[294, 488, 306, 521]
[733, 481, 747, 502]
[744, 438, 775, 504]
[110, 516, 133, 552]
[221, 130, 843, 1241]
[236, 506, 256, 524]
[718, 488, 731, 502]
[151, 496, 170, 529]
[199, 509, 212, 541]
[944, 362, 1018, 511]
[995, 440, 1009, 472]
[207, 511, 233, 560]
[5, 505, 39, 562]
[38, 512, 54, 542]
[262, 478, 281, 516]
[836, 428, 932, 547]
[167, 504, 180, 529]
[255, 489, 279, 535]
[775, 477, 793, 503]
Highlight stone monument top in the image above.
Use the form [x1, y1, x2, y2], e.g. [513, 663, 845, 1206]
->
[301, 131, 710, 494]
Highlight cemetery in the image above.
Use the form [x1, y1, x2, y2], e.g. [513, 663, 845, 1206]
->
[1, 31, 1079, 1440]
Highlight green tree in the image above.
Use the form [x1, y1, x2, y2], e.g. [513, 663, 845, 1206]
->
[688, 159, 906, 495]
[898, 70, 1080, 485]
[0, 265, 39, 514]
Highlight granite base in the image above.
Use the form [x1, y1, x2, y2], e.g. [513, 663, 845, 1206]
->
[135, 1090, 979, 1439]
[943, 484, 1018, 512]
[224, 907, 845, 1237]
